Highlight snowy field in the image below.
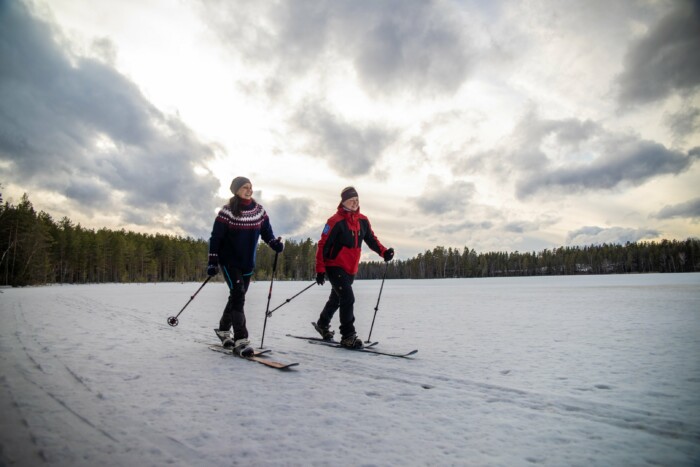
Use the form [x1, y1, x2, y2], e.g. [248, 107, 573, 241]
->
[1, 273, 699, 466]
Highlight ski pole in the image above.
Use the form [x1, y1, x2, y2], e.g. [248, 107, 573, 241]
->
[259, 247, 280, 349]
[167, 276, 212, 326]
[266, 281, 316, 317]
[366, 261, 389, 343]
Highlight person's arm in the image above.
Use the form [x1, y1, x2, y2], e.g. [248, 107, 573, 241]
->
[207, 211, 226, 275]
[362, 218, 387, 257]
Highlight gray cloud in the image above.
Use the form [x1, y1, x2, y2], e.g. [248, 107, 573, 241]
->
[0, 1, 219, 237]
[653, 197, 700, 220]
[410, 219, 493, 239]
[452, 111, 601, 178]
[199, 0, 475, 98]
[414, 178, 476, 216]
[459, 111, 700, 200]
[503, 212, 559, 235]
[435, 220, 493, 235]
[450, 148, 490, 176]
[63, 177, 112, 207]
[504, 221, 539, 234]
[510, 114, 600, 170]
[290, 102, 395, 176]
[351, 1, 473, 96]
[262, 195, 314, 236]
[566, 226, 660, 246]
[517, 113, 600, 147]
[665, 105, 700, 142]
[516, 139, 700, 198]
[617, 0, 700, 106]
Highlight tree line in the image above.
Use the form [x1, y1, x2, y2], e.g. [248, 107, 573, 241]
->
[0, 193, 319, 286]
[1, 193, 698, 286]
[356, 240, 700, 279]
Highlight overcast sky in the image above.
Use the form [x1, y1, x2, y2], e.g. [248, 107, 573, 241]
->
[1, 0, 699, 260]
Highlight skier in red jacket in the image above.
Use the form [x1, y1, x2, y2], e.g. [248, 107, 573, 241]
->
[313, 186, 394, 348]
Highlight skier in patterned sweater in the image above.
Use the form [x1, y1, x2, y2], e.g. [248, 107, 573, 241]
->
[313, 186, 394, 349]
[207, 176, 284, 356]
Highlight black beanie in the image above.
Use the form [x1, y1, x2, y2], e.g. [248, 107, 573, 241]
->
[341, 186, 359, 201]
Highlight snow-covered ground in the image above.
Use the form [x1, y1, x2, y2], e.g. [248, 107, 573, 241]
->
[1, 273, 699, 466]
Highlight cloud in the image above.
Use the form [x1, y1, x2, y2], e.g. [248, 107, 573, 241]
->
[409, 219, 493, 241]
[0, 1, 220, 238]
[63, 177, 112, 207]
[566, 226, 660, 246]
[516, 139, 700, 198]
[262, 195, 314, 236]
[616, 0, 700, 106]
[350, 1, 474, 96]
[509, 114, 601, 170]
[199, 0, 475, 98]
[665, 105, 700, 142]
[653, 197, 700, 220]
[451, 110, 602, 178]
[455, 110, 700, 200]
[437, 220, 493, 235]
[413, 177, 476, 216]
[504, 220, 543, 234]
[290, 101, 396, 176]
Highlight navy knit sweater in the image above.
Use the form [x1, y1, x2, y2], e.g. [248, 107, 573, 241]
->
[208, 200, 276, 275]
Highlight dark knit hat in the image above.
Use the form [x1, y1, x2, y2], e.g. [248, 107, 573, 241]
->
[230, 176, 251, 194]
[340, 186, 359, 202]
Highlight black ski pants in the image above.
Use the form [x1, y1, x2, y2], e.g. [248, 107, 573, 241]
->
[219, 266, 251, 341]
[318, 267, 356, 338]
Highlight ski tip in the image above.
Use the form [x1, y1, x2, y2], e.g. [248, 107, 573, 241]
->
[246, 356, 300, 369]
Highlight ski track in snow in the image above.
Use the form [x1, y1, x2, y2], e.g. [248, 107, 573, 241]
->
[2, 296, 219, 466]
[1, 275, 699, 466]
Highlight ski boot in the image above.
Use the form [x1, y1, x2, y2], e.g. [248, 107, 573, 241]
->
[233, 338, 254, 357]
[340, 333, 364, 349]
[313, 321, 335, 341]
[214, 329, 235, 349]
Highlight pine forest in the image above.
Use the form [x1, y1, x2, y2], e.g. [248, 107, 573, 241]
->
[1, 193, 698, 286]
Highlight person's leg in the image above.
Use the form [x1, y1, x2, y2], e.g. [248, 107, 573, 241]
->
[220, 267, 251, 341]
[325, 268, 356, 338]
[317, 289, 340, 328]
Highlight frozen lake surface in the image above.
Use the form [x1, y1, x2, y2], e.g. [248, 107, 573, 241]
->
[1, 273, 699, 466]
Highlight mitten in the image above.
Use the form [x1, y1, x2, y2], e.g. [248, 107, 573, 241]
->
[207, 253, 219, 276]
[383, 248, 395, 262]
[269, 238, 284, 253]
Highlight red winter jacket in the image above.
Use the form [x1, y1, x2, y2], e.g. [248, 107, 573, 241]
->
[316, 206, 387, 275]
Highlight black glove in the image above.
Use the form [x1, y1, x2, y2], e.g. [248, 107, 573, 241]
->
[207, 263, 219, 276]
[316, 272, 325, 285]
[383, 248, 394, 262]
[269, 238, 284, 253]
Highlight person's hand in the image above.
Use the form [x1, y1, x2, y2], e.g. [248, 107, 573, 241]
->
[270, 237, 284, 253]
[316, 272, 325, 285]
[383, 248, 394, 262]
[207, 264, 219, 276]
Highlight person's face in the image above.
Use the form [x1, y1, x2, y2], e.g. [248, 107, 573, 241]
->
[236, 182, 253, 200]
[342, 196, 359, 212]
